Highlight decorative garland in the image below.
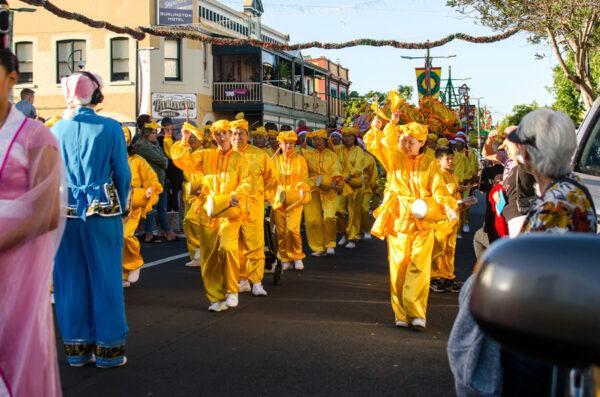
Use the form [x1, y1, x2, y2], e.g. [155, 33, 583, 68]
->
[18, 0, 520, 50]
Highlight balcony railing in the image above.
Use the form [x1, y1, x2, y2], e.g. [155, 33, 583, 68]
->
[213, 82, 327, 116]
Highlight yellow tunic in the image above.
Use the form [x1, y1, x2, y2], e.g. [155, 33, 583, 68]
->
[334, 144, 365, 241]
[431, 168, 460, 280]
[270, 152, 310, 262]
[171, 141, 251, 303]
[364, 120, 456, 322]
[361, 153, 379, 233]
[302, 148, 343, 252]
[123, 154, 163, 279]
[235, 144, 274, 284]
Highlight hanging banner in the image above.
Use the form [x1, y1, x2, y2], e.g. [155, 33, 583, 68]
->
[152, 93, 197, 119]
[138, 50, 152, 116]
[415, 67, 442, 98]
[157, 0, 194, 25]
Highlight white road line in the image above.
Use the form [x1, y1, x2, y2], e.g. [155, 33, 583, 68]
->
[142, 253, 189, 269]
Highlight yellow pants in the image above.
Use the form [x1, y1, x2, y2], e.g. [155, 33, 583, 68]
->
[123, 208, 144, 280]
[183, 202, 202, 260]
[274, 206, 305, 262]
[336, 191, 362, 241]
[431, 222, 459, 280]
[198, 217, 241, 303]
[304, 192, 337, 252]
[387, 228, 435, 322]
[239, 200, 266, 284]
[360, 192, 374, 233]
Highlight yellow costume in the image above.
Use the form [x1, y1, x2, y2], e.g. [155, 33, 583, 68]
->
[302, 130, 343, 253]
[360, 152, 379, 235]
[171, 121, 251, 304]
[271, 131, 310, 264]
[364, 121, 456, 324]
[431, 168, 460, 280]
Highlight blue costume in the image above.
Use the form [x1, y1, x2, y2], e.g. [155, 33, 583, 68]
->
[52, 107, 131, 367]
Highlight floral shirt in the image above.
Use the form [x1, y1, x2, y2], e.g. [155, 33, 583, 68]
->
[521, 174, 597, 234]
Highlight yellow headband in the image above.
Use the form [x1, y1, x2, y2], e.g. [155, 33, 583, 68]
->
[277, 130, 298, 143]
[234, 112, 245, 120]
[396, 122, 429, 142]
[267, 129, 279, 138]
[144, 121, 161, 130]
[230, 119, 249, 132]
[251, 127, 268, 137]
[44, 116, 61, 128]
[182, 122, 204, 142]
[123, 127, 132, 146]
[308, 129, 328, 140]
[437, 137, 450, 147]
[210, 120, 231, 134]
[341, 126, 358, 136]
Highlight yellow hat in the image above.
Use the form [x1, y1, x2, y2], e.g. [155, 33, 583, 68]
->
[123, 127, 132, 146]
[396, 122, 429, 142]
[234, 112, 245, 120]
[427, 133, 438, 141]
[182, 122, 203, 141]
[341, 126, 358, 136]
[44, 116, 61, 128]
[251, 127, 268, 137]
[277, 130, 298, 143]
[210, 120, 231, 134]
[267, 129, 279, 138]
[437, 137, 450, 147]
[230, 119, 249, 132]
[308, 129, 328, 140]
[144, 120, 161, 130]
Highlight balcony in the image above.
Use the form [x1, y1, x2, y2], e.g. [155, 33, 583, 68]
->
[213, 82, 327, 116]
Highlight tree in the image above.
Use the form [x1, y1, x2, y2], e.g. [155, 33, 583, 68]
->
[499, 101, 539, 131]
[397, 85, 414, 101]
[447, 0, 600, 110]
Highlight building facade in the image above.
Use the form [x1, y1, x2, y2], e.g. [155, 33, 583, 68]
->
[305, 56, 351, 126]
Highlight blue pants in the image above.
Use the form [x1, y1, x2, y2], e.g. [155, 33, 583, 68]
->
[54, 216, 128, 367]
[144, 190, 171, 234]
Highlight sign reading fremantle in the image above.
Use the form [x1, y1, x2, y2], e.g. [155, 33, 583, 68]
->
[157, 0, 193, 25]
[152, 93, 197, 119]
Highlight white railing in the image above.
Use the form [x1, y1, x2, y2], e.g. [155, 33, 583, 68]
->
[213, 82, 261, 102]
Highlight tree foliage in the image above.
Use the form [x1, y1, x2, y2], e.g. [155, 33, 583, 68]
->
[447, 0, 600, 109]
[498, 101, 540, 132]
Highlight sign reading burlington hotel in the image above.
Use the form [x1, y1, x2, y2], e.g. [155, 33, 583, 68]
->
[152, 93, 197, 119]
[157, 0, 193, 25]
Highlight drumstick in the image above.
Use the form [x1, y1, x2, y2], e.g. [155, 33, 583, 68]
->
[270, 147, 282, 160]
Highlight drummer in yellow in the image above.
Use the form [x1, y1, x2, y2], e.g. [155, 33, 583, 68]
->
[122, 127, 163, 286]
[171, 120, 252, 312]
[164, 123, 204, 267]
[334, 126, 365, 249]
[271, 131, 310, 270]
[360, 152, 379, 240]
[231, 119, 273, 296]
[251, 126, 268, 150]
[303, 129, 343, 256]
[364, 114, 458, 329]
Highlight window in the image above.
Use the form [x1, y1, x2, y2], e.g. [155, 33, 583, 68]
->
[15, 42, 33, 83]
[340, 86, 347, 100]
[330, 85, 338, 98]
[578, 110, 600, 176]
[56, 40, 86, 83]
[164, 39, 181, 81]
[110, 38, 129, 81]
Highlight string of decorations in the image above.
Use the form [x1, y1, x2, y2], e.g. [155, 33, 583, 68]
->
[18, 0, 520, 50]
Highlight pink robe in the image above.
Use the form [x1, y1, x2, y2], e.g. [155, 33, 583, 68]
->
[0, 106, 65, 397]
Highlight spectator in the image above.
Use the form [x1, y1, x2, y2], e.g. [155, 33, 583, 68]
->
[158, 117, 184, 234]
[296, 119, 307, 134]
[15, 88, 36, 118]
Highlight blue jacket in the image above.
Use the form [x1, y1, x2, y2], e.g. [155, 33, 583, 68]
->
[52, 107, 131, 220]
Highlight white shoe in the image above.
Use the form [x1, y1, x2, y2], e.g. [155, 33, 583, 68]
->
[127, 269, 140, 283]
[97, 356, 127, 369]
[326, 247, 335, 255]
[457, 234, 463, 240]
[411, 318, 426, 329]
[50, 293, 55, 304]
[225, 293, 239, 308]
[311, 251, 325, 257]
[239, 279, 251, 293]
[345, 241, 356, 249]
[252, 283, 267, 296]
[294, 260, 304, 270]
[338, 236, 347, 246]
[282, 262, 292, 270]
[364, 232, 372, 240]
[185, 259, 200, 268]
[463, 225, 470, 233]
[122, 281, 131, 288]
[208, 301, 228, 312]
[395, 320, 409, 328]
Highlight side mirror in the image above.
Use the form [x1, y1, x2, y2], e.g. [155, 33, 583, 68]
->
[470, 234, 600, 368]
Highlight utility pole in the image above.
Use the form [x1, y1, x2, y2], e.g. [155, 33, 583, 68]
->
[440, 66, 470, 110]
[471, 96, 484, 149]
[401, 50, 456, 98]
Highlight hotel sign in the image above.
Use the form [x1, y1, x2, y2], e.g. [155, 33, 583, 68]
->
[152, 93, 197, 119]
[157, 0, 193, 25]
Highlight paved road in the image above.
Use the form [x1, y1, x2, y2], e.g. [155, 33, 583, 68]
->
[56, 197, 483, 397]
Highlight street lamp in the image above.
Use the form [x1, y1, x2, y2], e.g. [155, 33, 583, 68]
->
[66, 49, 85, 72]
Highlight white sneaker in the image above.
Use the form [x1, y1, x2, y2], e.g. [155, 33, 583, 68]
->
[345, 241, 356, 249]
[411, 318, 426, 329]
[239, 279, 251, 293]
[326, 247, 335, 255]
[208, 301, 228, 312]
[122, 281, 131, 288]
[311, 251, 325, 257]
[395, 320, 409, 328]
[50, 293, 55, 304]
[294, 260, 304, 270]
[185, 259, 200, 268]
[97, 356, 127, 369]
[282, 262, 292, 270]
[252, 283, 268, 296]
[127, 269, 140, 283]
[338, 236, 347, 246]
[463, 225, 470, 233]
[225, 293, 239, 308]
[457, 234, 463, 240]
[364, 232, 372, 240]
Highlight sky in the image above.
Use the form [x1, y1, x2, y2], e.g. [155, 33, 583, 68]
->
[223, 0, 558, 122]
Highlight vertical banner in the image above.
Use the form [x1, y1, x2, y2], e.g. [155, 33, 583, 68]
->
[138, 50, 151, 116]
[415, 67, 442, 99]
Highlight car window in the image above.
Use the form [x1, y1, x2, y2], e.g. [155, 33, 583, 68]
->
[579, 114, 600, 176]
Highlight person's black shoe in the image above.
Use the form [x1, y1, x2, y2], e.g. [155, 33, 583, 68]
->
[445, 279, 463, 293]
[429, 278, 446, 293]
